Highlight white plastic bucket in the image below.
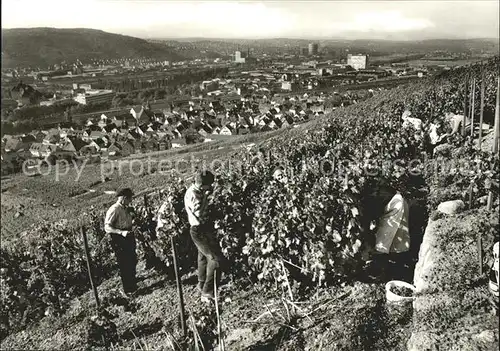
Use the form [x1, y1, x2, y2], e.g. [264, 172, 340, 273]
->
[385, 280, 416, 303]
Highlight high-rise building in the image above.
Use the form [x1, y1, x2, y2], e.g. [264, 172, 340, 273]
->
[308, 43, 319, 56]
[234, 50, 245, 63]
[234, 48, 256, 64]
[347, 54, 368, 70]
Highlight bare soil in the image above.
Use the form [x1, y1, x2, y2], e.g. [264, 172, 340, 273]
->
[0, 262, 414, 351]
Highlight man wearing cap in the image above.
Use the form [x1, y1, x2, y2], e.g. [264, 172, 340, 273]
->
[184, 170, 222, 302]
[105, 188, 137, 296]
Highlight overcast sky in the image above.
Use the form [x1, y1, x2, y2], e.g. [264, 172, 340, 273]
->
[2, 0, 499, 40]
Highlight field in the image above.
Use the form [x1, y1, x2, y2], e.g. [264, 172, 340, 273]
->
[1, 56, 499, 349]
[406, 58, 485, 68]
[0, 131, 281, 241]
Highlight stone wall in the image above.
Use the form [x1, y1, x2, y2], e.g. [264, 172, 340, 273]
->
[408, 210, 498, 351]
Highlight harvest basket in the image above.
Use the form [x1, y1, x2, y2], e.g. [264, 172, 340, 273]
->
[385, 280, 416, 303]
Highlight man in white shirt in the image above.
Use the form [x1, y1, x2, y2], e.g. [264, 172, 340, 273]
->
[184, 170, 222, 302]
[105, 188, 137, 296]
[401, 110, 425, 143]
[358, 179, 411, 280]
[445, 112, 471, 136]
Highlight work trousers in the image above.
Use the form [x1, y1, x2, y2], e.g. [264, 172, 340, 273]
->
[110, 233, 137, 293]
[190, 225, 223, 294]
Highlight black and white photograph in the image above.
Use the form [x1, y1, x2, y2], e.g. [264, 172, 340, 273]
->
[1, 0, 499, 350]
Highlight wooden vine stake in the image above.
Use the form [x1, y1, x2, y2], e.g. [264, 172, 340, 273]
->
[171, 236, 187, 337]
[143, 194, 150, 215]
[468, 79, 474, 137]
[493, 77, 500, 155]
[214, 271, 226, 351]
[470, 78, 476, 138]
[478, 233, 483, 276]
[478, 67, 485, 150]
[462, 74, 469, 137]
[468, 181, 474, 210]
[81, 226, 100, 310]
[488, 78, 500, 210]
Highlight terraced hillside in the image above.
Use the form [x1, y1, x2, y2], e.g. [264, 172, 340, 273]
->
[1, 57, 498, 350]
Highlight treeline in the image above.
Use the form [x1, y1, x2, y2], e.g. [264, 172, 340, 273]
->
[0, 119, 82, 136]
[111, 82, 202, 107]
[2, 100, 112, 123]
[101, 67, 229, 93]
[2, 119, 41, 136]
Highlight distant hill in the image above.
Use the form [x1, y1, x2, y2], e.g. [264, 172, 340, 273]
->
[1, 28, 185, 68]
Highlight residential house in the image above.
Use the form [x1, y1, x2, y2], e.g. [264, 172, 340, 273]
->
[273, 118, 283, 129]
[130, 106, 144, 121]
[268, 120, 278, 129]
[89, 131, 106, 141]
[97, 119, 108, 129]
[95, 137, 109, 151]
[108, 140, 135, 157]
[162, 130, 175, 140]
[30, 143, 57, 158]
[281, 115, 294, 128]
[32, 131, 47, 142]
[60, 137, 88, 154]
[198, 129, 209, 138]
[206, 119, 219, 130]
[127, 129, 142, 141]
[141, 138, 158, 152]
[219, 125, 234, 136]
[310, 104, 324, 114]
[172, 129, 182, 139]
[4, 136, 28, 152]
[125, 131, 142, 151]
[102, 123, 119, 135]
[153, 112, 165, 122]
[107, 142, 122, 157]
[1, 135, 14, 144]
[237, 124, 250, 135]
[112, 112, 137, 128]
[43, 128, 61, 144]
[210, 100, 225, 114]
[87, 124, 102, 132]
[260, 125, 273, 132]
[113, 113, 135, 128]
[150, 121, 163, 131]
[157, 134, 172, 150]
[80, 141, 100, 156]
[281, 119, 292, 128]
[59, 128, 73, 139]
[171, 139, 186, 148]
[29, 143, 44, 158]
[200, 122, 213, 134]
[186, 109, 199, 119]
[70, 129, 86, 139]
